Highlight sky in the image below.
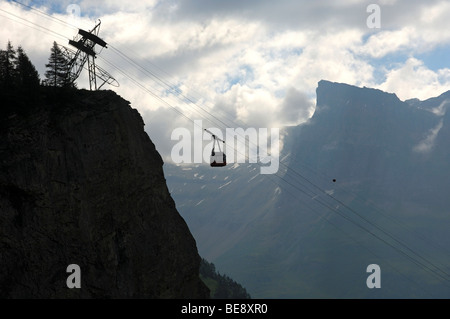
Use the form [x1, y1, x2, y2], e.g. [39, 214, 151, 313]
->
[1, 0, 450, 161]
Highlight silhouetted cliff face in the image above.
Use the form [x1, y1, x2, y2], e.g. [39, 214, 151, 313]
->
[0, 89, 209, 298]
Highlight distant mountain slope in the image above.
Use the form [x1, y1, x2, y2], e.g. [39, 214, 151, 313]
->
[165, 80, 450, 298]
[200, 258, 251, 299]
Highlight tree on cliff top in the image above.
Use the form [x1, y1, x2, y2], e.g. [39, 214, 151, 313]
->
[0, 41, 18, 89]
[0, 42, 41, 116]
[16, 46, 40, 92]
[44, 41, 71, 87]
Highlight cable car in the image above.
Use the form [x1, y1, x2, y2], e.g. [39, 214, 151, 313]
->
[207, 131, 226, 167]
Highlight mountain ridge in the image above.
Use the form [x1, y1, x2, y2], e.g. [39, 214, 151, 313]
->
[166, 80, 450, 298]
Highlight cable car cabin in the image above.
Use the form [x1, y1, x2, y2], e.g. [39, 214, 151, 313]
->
[207, 131, 227, 167]
[210, 151, 226, 167]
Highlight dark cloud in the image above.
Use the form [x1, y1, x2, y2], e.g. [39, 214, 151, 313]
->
[278, 87, 314, 125]
[153, 0, 444, 31]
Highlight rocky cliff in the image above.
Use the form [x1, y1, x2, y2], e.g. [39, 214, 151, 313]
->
[0, 89, 209, 298]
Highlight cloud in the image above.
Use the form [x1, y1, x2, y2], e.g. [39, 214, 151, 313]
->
[413, 119, 444, 154]
[377, 58, 450, 100]
[2, 0, 450, 162]
[278, 87, 315, 126]
[357, 27, 417, 58]
[431, 100, 449, 117]
[211, 83, 277, 129]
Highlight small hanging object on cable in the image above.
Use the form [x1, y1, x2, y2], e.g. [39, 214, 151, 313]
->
[204, 129, 227, 167]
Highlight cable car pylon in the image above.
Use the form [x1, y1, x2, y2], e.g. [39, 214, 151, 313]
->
[59, 19, 119, 90]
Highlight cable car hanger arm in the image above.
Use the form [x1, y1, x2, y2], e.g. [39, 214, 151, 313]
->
[204, 128, 225, 143]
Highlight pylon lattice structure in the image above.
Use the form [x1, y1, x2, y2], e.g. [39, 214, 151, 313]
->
[59, 20, 119, 90]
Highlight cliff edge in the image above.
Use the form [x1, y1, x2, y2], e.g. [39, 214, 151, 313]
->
[0, 89, 209, 298]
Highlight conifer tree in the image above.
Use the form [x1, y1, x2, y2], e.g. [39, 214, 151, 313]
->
[44, 41, 70, 87]
[0, 41, 17, 88]
[0, 42, 42, 116]
[15, 46, 40, 91]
